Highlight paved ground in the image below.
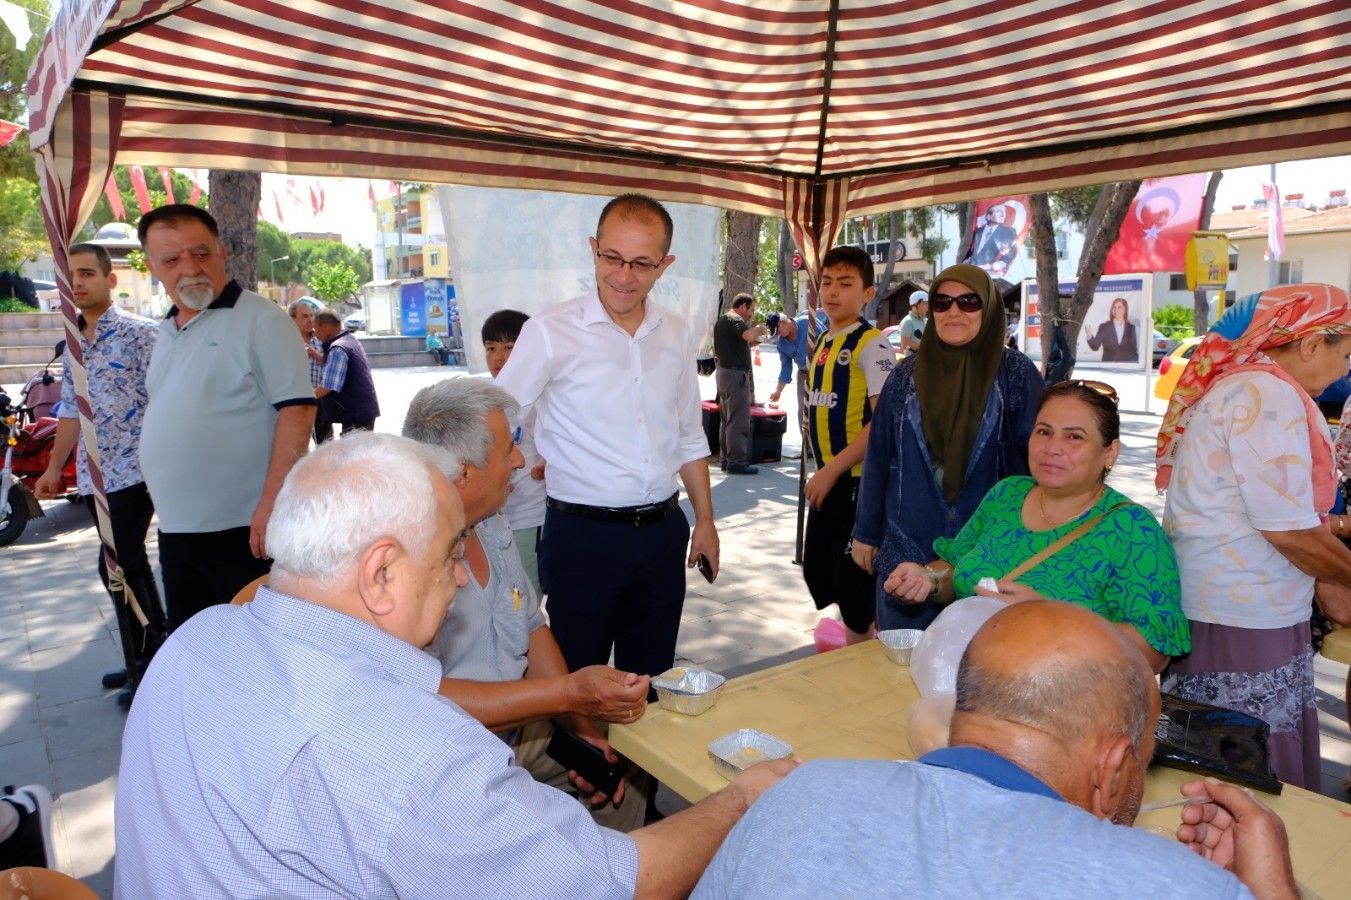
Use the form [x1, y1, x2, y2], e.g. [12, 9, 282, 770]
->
[1, 361, 1347, 895]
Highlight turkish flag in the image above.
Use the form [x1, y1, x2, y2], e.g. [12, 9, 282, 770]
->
[1103, 175, 1207, 274]
[0, 119, 23, 147]
[158, 166, 176, 203]
[129, 166, 153, 214]
[104, 174, 126, 221]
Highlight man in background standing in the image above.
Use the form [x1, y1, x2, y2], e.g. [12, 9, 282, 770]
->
[712, 292, 767, 475]
[314, 309, 381, 437]
[289, 299, 331, 443]
[497, 193, 718, 685]
[896, 290, 928, 355]
[137, 204, 315, 629]
[35, 243, 166, 706]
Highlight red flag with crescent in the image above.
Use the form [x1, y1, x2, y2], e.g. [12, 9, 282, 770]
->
[0, 119, 22, 146]
[1103, 175, 1207, 274]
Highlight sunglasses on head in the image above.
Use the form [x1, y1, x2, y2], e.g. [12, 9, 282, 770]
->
[1056, 379, 1119, 404]
[930, 291, 983, 313]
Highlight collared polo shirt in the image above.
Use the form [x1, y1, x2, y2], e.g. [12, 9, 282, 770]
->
[115, 586, 640, 898]
[57, 305, 158, 494]
[140, 282, 315, 532]
[496, 291, 708, 507]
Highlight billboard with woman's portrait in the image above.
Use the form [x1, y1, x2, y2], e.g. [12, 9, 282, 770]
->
[1021, 276, 1152, 370]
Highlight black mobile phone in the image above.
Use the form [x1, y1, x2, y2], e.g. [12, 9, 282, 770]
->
[545, 728, 623, 796]
[696, 553, 715, 583]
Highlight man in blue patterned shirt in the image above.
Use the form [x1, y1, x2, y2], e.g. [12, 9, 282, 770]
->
[116, 433, 794, 898]
[36, 243, 167, 707]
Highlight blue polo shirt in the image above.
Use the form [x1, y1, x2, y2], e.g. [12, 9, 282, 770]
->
[140, 282, 315, 532]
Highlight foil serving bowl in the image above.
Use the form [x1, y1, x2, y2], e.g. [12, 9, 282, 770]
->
[652, 666, 726, 716]
[708, 728, 793, 780]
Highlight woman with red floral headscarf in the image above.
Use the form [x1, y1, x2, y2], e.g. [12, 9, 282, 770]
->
[1159, 284, 1351, 790]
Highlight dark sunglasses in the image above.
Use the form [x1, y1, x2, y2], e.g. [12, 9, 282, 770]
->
[930, 291, 983, 313]
[1056, 379, 1119, 404]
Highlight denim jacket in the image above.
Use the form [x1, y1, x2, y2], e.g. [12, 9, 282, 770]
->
[854, 349, 1044, 629]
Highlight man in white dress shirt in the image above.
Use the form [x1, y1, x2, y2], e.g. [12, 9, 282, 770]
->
[496, 194, 717, 685]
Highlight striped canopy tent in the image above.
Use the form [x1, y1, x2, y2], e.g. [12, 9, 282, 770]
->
[21, 0, 1351, 607]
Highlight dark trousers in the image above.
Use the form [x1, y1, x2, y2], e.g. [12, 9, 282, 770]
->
[539, 504, 689, 680]
[802, 475, 876, 634]
[314, 416, 334, 445]
[84, 483, 167, 688]
[716, 367, 752, 465]
[158, 526, 271, 630]
[315, 419, 374, 444]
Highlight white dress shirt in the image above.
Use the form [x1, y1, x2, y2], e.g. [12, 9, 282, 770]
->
[497, 291, 708, 508]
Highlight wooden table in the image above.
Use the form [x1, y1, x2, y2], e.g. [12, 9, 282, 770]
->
[612, 641, 1351, 898]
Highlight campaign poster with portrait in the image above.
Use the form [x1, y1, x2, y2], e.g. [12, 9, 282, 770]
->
[964, 196, 1030, 277]
[1020, 275, 1151, 371]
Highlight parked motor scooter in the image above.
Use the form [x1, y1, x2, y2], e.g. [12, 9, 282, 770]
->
[0, 343, 77, 546]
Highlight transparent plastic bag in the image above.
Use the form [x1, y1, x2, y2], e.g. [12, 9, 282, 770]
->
[906, 693, 956, 757]
[908, 596, 1005, 697]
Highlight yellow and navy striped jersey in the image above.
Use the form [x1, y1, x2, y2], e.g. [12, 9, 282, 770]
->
[807, 318, 892, 476]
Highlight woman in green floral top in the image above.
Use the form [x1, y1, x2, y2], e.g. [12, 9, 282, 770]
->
[883, 380, 1189, 671]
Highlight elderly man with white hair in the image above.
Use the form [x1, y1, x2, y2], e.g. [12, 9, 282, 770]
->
[115, 432, 794, 899]
[405, 378, 652, 830]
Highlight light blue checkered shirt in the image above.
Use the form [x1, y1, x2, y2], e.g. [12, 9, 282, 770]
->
[306, 335, 325, 388]
[319, 343, 349, 391]
[115, 586, 639, 899]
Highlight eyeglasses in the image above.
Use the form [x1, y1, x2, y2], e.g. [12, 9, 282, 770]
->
[930, 292, 983, 313]
[1056, 379, 1119, 404]
[595, 250, 662, 273]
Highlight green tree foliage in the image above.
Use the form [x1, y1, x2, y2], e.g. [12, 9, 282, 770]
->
[308, 259, 360, 304]
[751, 216, 782, 316]
[254, 222, 371, 289]
[295, 238, 372, 288]
[255, 220, 295, 284]
[0, 0, 48, 182]
[0, 175, 45, 269]
[0, 0, 51, 269]
[1049, 186, 1102, 232]
[85, 166, 207, 234]
[1153, 304, 1195, 339]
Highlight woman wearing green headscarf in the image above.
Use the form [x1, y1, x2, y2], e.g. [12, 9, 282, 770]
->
[851, 264, 1045, 630]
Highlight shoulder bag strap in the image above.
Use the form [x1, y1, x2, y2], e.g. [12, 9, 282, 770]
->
[1002, 500, 1132, 583]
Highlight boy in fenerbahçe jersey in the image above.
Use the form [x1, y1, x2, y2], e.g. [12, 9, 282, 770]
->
[803, 246, 894, 643]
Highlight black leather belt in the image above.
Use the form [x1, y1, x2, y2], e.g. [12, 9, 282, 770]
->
[546, 494, 679, 527]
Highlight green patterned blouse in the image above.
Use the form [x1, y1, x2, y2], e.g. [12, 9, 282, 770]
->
[933, 476, 1190, 655]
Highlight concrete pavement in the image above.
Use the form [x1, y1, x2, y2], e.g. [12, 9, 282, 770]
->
[0, 361, 1347, 895]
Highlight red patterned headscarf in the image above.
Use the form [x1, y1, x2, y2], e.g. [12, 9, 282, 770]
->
[1156, 284, 1351, 507]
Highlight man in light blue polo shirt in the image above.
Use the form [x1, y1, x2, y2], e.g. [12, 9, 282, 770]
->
[116, 432, 795, 898]
[695, 601, 1296, 899]
[404, 378, 650, 830]
[137, 204, 316, 630]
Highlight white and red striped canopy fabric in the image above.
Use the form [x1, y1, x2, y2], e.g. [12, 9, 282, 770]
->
[29, 0, 1351, 230]
[24, 0, 1351, 597]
